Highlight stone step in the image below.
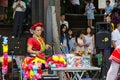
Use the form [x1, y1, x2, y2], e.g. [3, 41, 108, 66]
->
[71, 28, 95, 36]
[65, 14, 104, 28]
[0, 24, 30, 37]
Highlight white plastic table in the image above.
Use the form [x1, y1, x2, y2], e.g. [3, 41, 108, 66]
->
[51, 66, 101, 80]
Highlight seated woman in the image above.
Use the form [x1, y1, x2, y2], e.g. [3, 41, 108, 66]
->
[22, 22, 51, 80]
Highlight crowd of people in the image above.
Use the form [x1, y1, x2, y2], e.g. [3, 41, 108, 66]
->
[60, 0, 120, 80]
[9, 0, 120, 79]
[59, 23, 95, 55]
[1, 0, 120, 79]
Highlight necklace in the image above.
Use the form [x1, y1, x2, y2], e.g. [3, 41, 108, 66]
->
[33, 35, 46, 51]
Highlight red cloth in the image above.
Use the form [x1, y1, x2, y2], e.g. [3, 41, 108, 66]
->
[109, 46, 120, 64]
[27, 37, 44, 51]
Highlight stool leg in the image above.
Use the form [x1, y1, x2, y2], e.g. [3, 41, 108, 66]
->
[5, 73, 9, 80]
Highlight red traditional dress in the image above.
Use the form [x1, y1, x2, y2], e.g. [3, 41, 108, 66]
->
[22, 36, 47, 80]
[28, 37, 45, 51]
[109, 45, 120, 63]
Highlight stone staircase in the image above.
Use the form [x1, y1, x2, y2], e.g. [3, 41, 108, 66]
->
[0, 14, 104, 37]
[65, 14, 104, 33]
[0, 23, 31, 38]
[0, 23, 12, 37]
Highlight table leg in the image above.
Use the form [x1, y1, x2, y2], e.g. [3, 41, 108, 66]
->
[79, 71, 85, 80]
[72, 71, 85, 80]
[72, 72, 77, 80]
[58, 71, 68, 80]
[92, 70, 101, 80]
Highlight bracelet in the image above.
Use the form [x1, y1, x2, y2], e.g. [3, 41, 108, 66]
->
[34, 51, 38, 54]
[39, 50, 43, 53]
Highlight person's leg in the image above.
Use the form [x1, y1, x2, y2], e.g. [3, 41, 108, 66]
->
[0, 7, 4, 21]
[25, 4, 30, 25]
[4, 7, 7, 20]
[89, 19, 93, 27]
[18, 12, 24, 38]
[88, 19, 90, 26]
[1, 7, 4, 20]
[106, 61, 119, 80]
[13, 12, 19, 37]
[0, 7, 2, 20]
[75, 5, 80, 14]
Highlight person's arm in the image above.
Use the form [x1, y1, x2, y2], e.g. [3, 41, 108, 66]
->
[77, 38, 86, 47]
[20, 5, 26, 11]
[112, 40, 117, 48]
[94, 8, 97, 13]
[46, 44, 52, 50]
[19, 2, 26, 11]
[12, 2, 19, 12]
[77, 43, 85, 47]
[111, 31, 117, 48]
[83, 35, 90, 47]
[92, 35, 95, 48]
[91, 3, 96, 12]
[92, 35, 96, 54]
[13, 2, 26, 12]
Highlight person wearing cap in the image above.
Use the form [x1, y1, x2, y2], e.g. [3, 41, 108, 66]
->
[22, 22, 51, 79]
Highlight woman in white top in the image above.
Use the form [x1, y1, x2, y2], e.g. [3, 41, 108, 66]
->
[84, 27, 95, 54]
[12, 0, 26, 38]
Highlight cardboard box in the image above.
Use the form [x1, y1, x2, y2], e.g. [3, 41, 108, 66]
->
[66, 54, 82, 67]
[82, 55, 91, 67]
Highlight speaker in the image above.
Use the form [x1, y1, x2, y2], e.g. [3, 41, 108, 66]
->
[95, 22, 111, 49]
[8, 38, 28, 56]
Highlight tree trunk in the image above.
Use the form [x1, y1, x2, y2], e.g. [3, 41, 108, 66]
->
[51, 6, 61, 53]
